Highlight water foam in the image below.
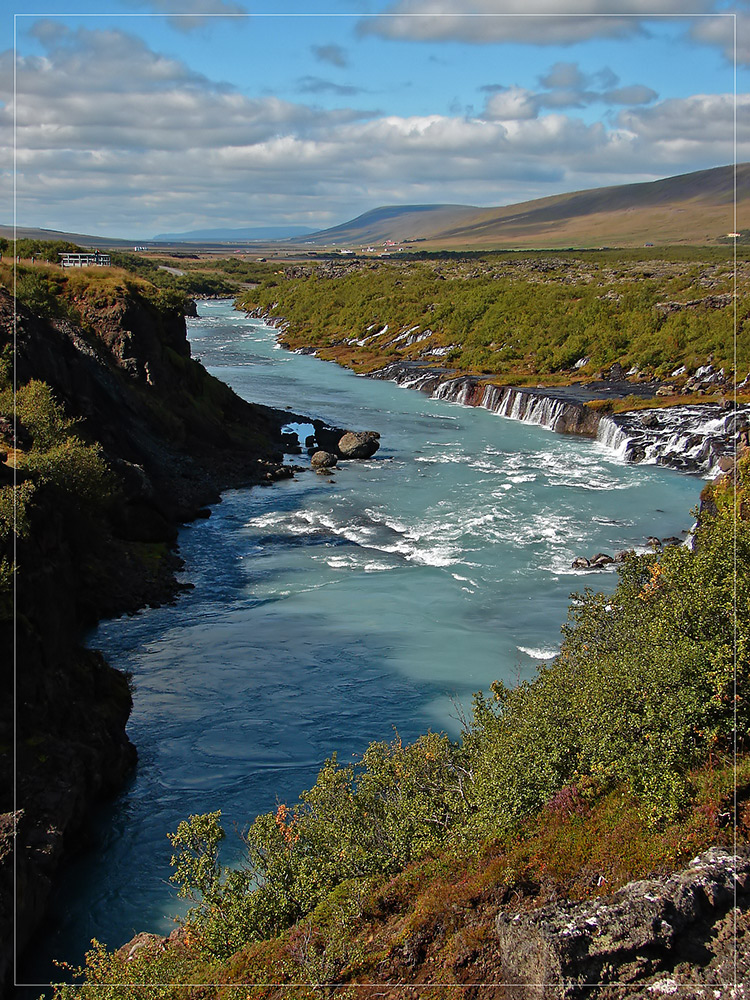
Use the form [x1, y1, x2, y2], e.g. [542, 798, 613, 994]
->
[518, 646, 559, 660]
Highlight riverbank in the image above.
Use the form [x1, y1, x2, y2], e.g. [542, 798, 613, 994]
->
[237, 248, 748, 475]
[8, 290, 746, 993]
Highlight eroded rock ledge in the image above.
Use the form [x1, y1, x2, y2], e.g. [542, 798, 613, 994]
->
[496, 848, 749, 999]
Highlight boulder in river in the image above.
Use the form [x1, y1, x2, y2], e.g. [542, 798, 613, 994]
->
[311, 450, 338, 469]
[571, 557, 590, 569]
[338, 430, 380, 459]
[590, 553, 614, 567]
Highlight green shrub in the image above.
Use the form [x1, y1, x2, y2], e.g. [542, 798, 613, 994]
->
[19, 437, 115, 509]
[1, 379, 75, 451]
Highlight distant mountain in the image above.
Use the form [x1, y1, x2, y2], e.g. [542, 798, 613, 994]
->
[294, 205, 484, 246]
[301, 164, 748, 249]
[152, 225, 315, 241]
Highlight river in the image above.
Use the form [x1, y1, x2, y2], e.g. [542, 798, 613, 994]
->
[26, 299, 704, 985]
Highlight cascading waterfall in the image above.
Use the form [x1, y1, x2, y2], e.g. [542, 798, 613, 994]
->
[371, 360, 749, 475]
[596, 405, 750, 474]
[596, 416, 633, 461]
[434, 380, 571, 433]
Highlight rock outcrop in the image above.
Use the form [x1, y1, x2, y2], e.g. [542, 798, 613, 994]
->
[369, 359, 749, 476]
[496, 848, 749, 998]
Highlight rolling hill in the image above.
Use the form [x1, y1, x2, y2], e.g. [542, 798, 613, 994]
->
[152, 225, 315, 241]
[5, 164, 746, 253]
[301, 163, 748, 249]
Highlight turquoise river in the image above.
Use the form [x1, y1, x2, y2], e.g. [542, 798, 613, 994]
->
[27, 299, 705, 985]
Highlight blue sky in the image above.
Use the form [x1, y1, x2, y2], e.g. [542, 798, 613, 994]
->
[1, 1, 748, 238]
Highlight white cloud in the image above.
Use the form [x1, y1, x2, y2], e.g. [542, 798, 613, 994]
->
[121, 0, 248, 32]
[690, 12, 750, 66]
[479, 62, 658, 118]
[617, 93, 742, 145]
[2, 24, 743, 237]
[484, 86, 539, 120]
[358, 0, 710, 46]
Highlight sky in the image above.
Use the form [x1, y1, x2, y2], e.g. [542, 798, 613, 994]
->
[1, 0, 748, 239]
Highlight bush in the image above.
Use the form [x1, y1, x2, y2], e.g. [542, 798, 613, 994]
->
[4, 379, 74, 451]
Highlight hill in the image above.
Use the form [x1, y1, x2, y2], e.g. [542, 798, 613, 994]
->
[295, 204, 485, 246]
[0, 225, 137, 249]
[152, 225, 315, 241]
[302, 164, 747, 249]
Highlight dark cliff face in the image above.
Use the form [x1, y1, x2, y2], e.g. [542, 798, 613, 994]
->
[8, 289, 289, 522]
[0, 285, 296, 990]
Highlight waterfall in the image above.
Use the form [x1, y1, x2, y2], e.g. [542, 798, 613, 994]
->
[596, 417, 631, 461]
[371, 359, 749, 475]
[595, 404, 750, 475]
[434, 377, 476, 406]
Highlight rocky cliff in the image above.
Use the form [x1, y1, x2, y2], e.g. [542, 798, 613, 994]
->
[496, 848, 748, 999]
[0, 283, 301, 991]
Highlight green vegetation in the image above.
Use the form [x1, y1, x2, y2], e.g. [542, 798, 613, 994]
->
[238, 252, 747, 382]
[5, 259, 187, 319]
[108, 251, 279, 299]
[52, 452, 749, 996]
[0, 377, 117, 617]
[4, 239, 278, 315]
[1, 237, 81, 262]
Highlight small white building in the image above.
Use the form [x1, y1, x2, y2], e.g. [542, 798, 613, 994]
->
[59, 252, 111, 268]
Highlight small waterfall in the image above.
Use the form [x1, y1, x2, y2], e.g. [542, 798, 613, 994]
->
[596, 416, 631, 461]
[596, 404, 750, 475]
[434, 377, 477, 406]
[522, 394, 567, 430]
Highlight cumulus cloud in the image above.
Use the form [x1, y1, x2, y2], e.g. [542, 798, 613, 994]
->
[480, 62, 658, 119]
[311, 43, 348, 68]
[3, 23, 743, 237]
[690, 12, 750, 66]
[357, 0, 710, 46]
[617, 93, 742, 145]
[484, 86, 538, 120]
[121, 0, 248, 32]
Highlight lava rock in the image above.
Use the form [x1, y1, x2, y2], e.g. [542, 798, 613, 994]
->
[338, 430, 380, 459]
[494, 848, 749, 1000]
[311, 450, 338, 469]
